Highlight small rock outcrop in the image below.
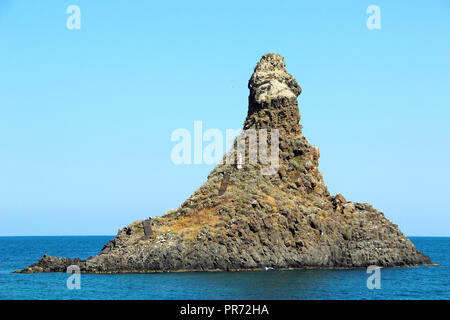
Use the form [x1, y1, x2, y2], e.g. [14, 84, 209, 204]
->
[18, 54, 431, 274]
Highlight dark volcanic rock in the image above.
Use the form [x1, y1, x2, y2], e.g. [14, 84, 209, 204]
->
[142, 219, 153, 238]
[17, 54, 432, 273]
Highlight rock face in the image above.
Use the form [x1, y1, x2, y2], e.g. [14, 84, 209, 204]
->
[18, 54, 431, 274]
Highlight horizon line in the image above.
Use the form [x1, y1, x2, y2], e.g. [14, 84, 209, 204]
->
[0, 234, 449, 238]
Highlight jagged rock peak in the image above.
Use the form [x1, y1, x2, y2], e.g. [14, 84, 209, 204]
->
[249, 53, 301, 104]
[245, 53, 302, 133]
[16, 53, 433, 274]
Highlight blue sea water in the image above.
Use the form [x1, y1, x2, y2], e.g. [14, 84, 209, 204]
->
[0, 236, 448, 300]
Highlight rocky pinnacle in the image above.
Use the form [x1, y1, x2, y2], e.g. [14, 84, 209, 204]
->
[245, 53, 302, 133]
[17, 54, 432, 274]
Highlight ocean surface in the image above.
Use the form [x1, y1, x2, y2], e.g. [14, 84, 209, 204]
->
[0, 236, 448, 300]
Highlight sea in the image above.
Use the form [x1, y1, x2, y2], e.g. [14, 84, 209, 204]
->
[0, 236, 448, 300]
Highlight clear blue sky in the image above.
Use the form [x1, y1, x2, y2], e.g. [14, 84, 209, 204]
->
[0, 1, 449, 236]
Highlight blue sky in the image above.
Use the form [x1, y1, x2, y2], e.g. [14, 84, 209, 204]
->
[0, 0, 449, 236]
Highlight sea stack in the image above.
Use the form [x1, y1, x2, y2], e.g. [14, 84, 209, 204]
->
[18, 54, 431, 273]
